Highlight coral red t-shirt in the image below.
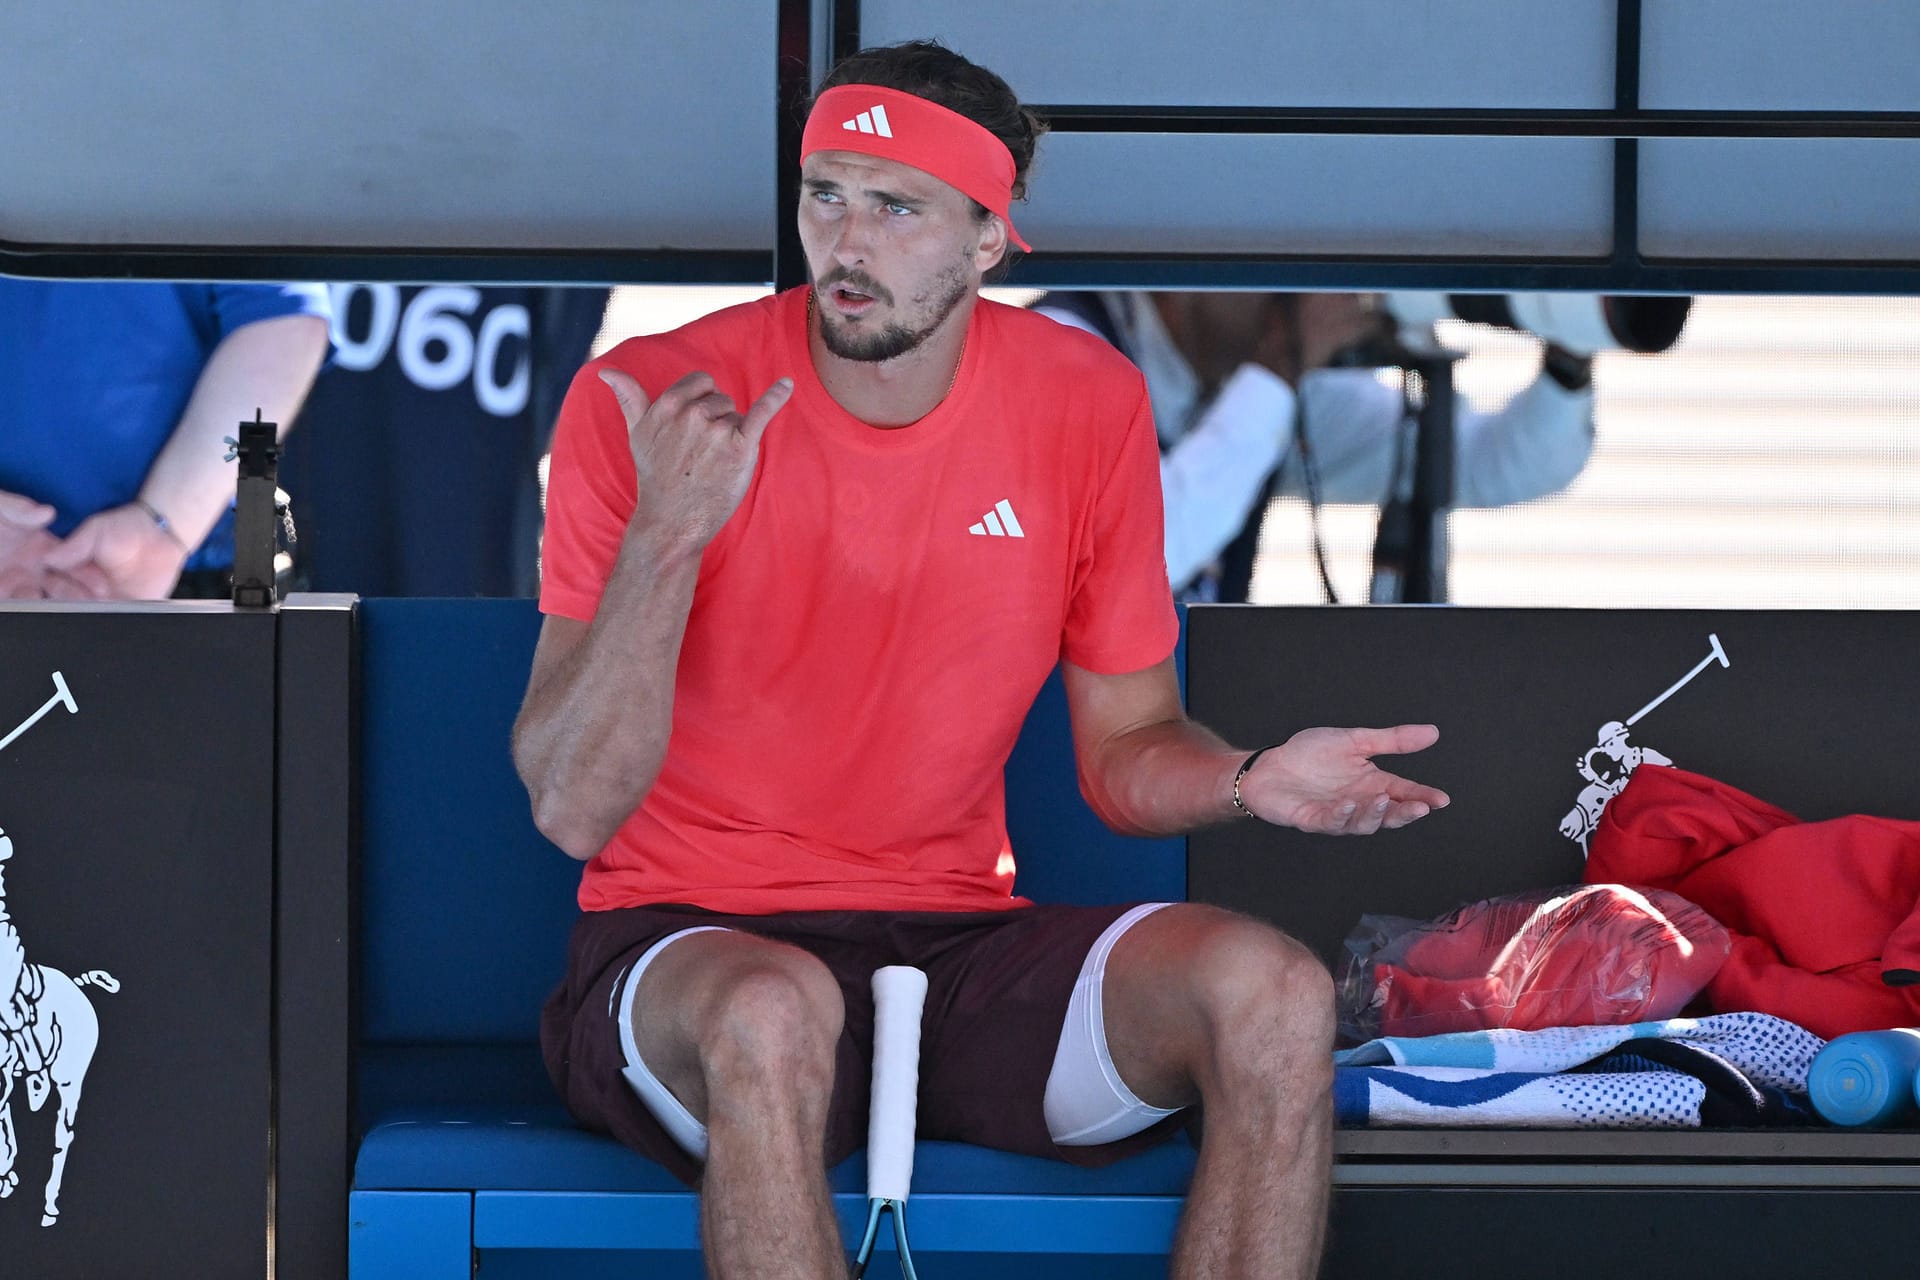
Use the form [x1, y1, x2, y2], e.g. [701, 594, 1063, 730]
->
[540, 288, 1178, 914]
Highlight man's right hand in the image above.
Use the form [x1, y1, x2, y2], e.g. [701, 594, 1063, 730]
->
[0, 490, 59, 599]
[599, 368, 794, 552]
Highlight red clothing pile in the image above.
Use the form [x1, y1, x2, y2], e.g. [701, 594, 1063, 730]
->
[1586, 764, 1920, 1039]
[1353, 884, 1727, 1038]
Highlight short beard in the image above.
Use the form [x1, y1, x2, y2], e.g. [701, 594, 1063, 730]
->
[817, 262, 972, 363]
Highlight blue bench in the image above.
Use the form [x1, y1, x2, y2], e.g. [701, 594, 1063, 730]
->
[339, 599, 1920, 1280]
[347, 597, 1195, 1279]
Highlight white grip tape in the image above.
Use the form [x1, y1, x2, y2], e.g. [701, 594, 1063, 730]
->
[866, 965, 929, 1203]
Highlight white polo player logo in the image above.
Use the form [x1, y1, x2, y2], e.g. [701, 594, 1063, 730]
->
[1558, 635, 1730, 853]
[0, 671, 119, 1227]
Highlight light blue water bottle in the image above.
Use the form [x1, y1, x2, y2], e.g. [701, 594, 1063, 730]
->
[1808, 1028, 1920, 1127]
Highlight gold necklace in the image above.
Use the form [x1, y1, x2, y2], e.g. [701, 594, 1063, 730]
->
[808, 288, 967, 398]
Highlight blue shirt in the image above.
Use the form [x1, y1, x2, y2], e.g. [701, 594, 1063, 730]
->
[0, 280, 332, 571]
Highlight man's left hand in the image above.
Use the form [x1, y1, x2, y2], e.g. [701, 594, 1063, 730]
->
[1238, 724, 1449, 834]
[41, 504, 190, 601]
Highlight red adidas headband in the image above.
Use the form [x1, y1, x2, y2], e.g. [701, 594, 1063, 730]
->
[801, 84, 1032, 252]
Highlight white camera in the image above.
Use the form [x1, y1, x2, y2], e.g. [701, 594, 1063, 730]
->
[1383, 292, 1692, 355]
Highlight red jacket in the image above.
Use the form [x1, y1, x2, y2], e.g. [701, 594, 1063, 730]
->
[1586, 764, 1920, 1038]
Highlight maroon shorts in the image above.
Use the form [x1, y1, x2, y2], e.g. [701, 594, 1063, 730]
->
[540, 900, 1192, 1187]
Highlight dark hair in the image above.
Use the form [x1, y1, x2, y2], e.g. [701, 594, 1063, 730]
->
[816, 40, 1047, 268]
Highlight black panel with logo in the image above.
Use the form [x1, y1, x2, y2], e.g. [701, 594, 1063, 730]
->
[1189, 604, 1920, 1183]
[0, 603, 274, 1277]
[1187, 606, 1920, 965]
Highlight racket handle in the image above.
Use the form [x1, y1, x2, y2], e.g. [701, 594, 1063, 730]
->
[867, 965, 928, 1203]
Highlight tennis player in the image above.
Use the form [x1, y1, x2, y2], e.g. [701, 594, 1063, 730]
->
[517, 40, 1448, 1280]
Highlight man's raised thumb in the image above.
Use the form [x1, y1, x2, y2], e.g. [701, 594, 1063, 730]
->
[597, 368, 651, 427]
[741, 378, 795, 445]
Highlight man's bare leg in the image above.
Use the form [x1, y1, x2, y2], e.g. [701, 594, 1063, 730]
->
[1100, 903, 1336, 1280]
[628, 929, 848, 1279]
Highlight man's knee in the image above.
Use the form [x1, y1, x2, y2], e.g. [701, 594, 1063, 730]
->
[1182, 908, 1336, 1067]
[696, 956, 845, 1095]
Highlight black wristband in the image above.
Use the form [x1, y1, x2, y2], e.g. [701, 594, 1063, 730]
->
[1232, 744, 1280, 819]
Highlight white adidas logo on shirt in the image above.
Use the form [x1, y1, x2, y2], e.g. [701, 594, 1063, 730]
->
[841, 104, 894, 138]
[968, 500, 1025, 538]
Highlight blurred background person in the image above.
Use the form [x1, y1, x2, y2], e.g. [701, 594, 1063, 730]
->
[281, 284, 609, 597]
[0, 278, 331, 599]
[1034, 290, 1596, 602]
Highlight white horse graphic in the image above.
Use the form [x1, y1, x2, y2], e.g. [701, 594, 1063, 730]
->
[0, 964, 119, 1226]
[0, 670, 109, 1227]
[1559, 634, 1730, 852]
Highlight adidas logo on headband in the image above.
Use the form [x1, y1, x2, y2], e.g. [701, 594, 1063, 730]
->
[804, 85, 1031, 250]
[841, 104, 894, 138]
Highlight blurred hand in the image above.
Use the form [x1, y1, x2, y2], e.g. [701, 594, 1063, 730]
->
[1250, 294, 1392, 385]
[42, 504, 190, 601]
[0, 490, 59, 598]
[1299, 293, 1392, 370]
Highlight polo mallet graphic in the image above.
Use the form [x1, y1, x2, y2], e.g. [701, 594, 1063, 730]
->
[1561, 635, 1731, 851]
[0, 672, 78, 754]
[851, 965, 927, 1280]
[1624, 633, 1729, 730]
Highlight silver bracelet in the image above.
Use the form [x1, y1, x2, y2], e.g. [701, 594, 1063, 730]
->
[134, 498, 188, 551]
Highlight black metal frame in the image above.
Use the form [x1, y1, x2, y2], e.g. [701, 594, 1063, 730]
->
[1002, 0, 1918, 294]
[0, 246, 770, 288]
[273, 595, 358, 1280]
[1028, 106, 1920, 139]
[4, 0, 1919, 294]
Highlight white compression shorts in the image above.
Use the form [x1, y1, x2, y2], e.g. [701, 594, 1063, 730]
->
[614, 901, 1183, 1158]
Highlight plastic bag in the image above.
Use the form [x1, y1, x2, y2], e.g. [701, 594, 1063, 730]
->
[1335, 883, 1730, 1043]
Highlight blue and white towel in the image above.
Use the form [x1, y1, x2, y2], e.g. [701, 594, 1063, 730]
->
[1332, 1012, 1823, 1128]
[1334, 1065, 1710, 1127]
